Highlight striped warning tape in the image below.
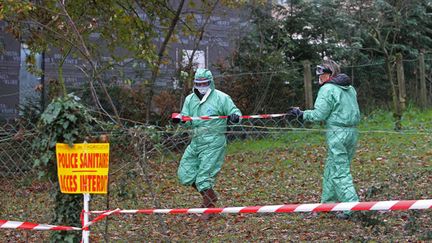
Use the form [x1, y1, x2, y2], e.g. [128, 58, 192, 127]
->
[171, 113, 288, 121]
[0, 220, 81, 231]
[90, 199, 432, 215]
[3, 200, 430, 231]
[82, 208, 120, 230]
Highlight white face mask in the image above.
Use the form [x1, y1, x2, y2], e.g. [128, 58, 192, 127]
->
[195, 86, 209, 95]
[194, 78, 211, 95]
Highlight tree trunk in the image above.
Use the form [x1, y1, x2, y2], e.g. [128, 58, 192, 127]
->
[145, 0, 186, 123]
[419, 51, 427, 109]
[385, 58, 402, 131]
[396, 53, 406, 112]
[58, 48, 72, 98]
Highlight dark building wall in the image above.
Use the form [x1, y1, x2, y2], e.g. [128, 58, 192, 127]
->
[0, 4, 250, 120]
[0, 22, 20, 120]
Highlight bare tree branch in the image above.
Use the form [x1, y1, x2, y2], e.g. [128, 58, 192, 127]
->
[144, 0, 186, 122]
[57, 0, 122, 125]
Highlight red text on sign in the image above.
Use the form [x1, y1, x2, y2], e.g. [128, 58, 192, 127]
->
[57, 153, 79, 168]
[59, 175, 78, 192]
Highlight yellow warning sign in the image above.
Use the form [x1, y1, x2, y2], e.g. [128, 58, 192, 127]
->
[56, 143, 109, 194]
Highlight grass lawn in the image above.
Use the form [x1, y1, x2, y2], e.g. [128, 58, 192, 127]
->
[1, 109, 431, 241]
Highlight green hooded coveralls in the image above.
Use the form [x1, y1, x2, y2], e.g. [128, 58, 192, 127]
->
[303, 74, 360, 205]
[177, 69, 242, 192]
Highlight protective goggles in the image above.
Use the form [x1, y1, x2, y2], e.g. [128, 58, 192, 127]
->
[194, 78, 211, 83]
[193, 78, 211, 86]
[315, 65, 332, 76]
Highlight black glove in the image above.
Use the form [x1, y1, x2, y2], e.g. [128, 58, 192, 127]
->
[171, 113, 182, 124]
[228, 113, 240, 123]
[287, 107, 304, 118]
[172, 117, 181, 124]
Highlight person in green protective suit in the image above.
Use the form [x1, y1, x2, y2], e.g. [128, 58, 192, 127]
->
[172, 68, 242, 219]
[288, 59, 360, 220]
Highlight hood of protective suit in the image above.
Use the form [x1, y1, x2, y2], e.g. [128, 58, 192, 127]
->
[323, 73, 352, 89]
[193, 68, 215, 95]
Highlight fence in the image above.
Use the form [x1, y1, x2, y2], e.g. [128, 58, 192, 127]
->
[0, 120, 37, 179]
[0, 111, 431, 241]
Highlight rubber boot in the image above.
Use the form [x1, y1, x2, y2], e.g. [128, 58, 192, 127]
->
[199, 188, 218, 221]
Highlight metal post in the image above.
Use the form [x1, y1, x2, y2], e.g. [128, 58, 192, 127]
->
[419, 51, 427, 108]
[83, 193, 90, 243]
[303, 60, 313, 109]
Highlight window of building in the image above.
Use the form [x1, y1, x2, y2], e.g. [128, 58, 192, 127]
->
[19, 43, 41, 105]
[181, 49, 206, 70]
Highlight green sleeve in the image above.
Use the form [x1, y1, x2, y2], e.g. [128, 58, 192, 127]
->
[180, 97, 190, 116]
[223, 96, 242, 117]
[303, 85, 333, 122]
[180, 97, 192, 127]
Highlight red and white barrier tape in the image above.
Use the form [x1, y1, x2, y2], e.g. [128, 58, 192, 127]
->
[3, 200, 430, 231]
[0, 220, 81, 231]
[0, 209, 121, 231]
[82, 208, 120, 230]
[172, 113, 287, 121]
[90, 199, 432, 215]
